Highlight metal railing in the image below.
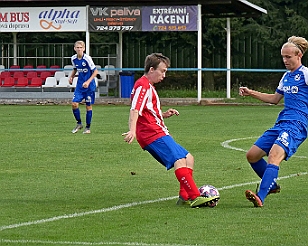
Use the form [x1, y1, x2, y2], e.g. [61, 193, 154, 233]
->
[0, 43, 118, 69]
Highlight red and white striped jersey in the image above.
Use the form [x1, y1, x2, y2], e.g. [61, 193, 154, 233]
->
[130, 75, 169, 148]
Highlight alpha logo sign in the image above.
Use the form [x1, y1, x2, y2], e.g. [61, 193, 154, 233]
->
[38, 8, 82, 30]
[88, 6, 142, 32]
[0, 7, 86, 32]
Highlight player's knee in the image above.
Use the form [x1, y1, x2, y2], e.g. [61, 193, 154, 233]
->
[246, 151, 258, 163]
[186, 153, 194, 168]
[72, 102, 78, 109]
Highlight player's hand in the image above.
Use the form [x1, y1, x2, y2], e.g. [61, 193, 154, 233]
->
[239, 87, 250, 96]
[122, 131, 135, 144]
[163, 108, 179, 118]
[82, 82, 90, 88]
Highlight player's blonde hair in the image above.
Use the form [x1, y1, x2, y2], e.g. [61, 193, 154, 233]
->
[74, 40, 85, 47]
[282, 36, 308, 55]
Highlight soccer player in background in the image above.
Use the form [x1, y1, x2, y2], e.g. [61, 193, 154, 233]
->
[239, 36, 308, 207]
[69, 40, 98, 134]
[122, 53, 219, 208]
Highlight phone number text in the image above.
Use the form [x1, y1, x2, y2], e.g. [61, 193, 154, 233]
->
[96, 26, 134, 31]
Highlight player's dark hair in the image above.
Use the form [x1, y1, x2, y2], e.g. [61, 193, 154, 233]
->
[144, 53, 170, 73]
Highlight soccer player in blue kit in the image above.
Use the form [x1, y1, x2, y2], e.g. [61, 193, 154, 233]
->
[239, 36, 308, 207]
[69, 41, 98, 134]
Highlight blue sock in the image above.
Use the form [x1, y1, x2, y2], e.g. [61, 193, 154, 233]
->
[251, 159, 278, 190]
[250, 158, 267, 178]
[257, 164, 279, 203]
[73, 108, 81, 124]
[86, 110, 92, 128]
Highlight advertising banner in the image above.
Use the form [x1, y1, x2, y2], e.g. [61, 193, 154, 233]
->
[142, 6, 198, 31]
[88, 5, 197, 32]
[88, 6, 142, 32]
[0, 7, 87, 32]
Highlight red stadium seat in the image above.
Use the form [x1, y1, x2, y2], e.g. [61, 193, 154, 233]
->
[13, 71, 24, 82]
[23, 65, 34, 75]
[28, 77, 43, 87]
[13, 71, 24, 78]
[26, 71, 38, 82]
[0, 71, 11, 84]
[0, 71, 10, 78]
[1, 77, 14, 87]
[9, 65, 20, 76]
[15, 77, 29, 87]
[40, 71, 52, 83]
[36, 65, 47, 76]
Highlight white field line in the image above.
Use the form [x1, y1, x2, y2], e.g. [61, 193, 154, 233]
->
[0, 238, 198, 246]
[221, 137, 307, 158]
[0, 172, 307, 233]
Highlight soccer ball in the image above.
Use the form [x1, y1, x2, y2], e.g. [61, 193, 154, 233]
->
[199, 184, 220, 208]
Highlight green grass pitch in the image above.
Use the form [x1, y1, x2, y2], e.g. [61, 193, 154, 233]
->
[0, 104, 307, 246]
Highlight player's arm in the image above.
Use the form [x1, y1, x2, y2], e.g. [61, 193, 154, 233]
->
[69, 69, 77, 84]
[83, 69, 98, 88]
[239, 87, 283, 105]
[89, 68, 98, 82]
[122, 109, 139, 144]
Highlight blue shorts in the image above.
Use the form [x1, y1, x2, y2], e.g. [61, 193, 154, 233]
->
[72, 90, 95, 106]
[255, 120, 307, 160]
[144, 135, 189, 170]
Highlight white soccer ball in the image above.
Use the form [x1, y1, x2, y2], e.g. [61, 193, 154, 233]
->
[199, 184, 220, 208]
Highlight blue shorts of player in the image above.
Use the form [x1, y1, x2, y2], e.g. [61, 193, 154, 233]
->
[255, 120, 307, 160]
[72, 91, 95, 106]
[144, 135, 189, 170]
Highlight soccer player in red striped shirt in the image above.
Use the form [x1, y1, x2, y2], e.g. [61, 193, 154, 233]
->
[122, 53, 218, 208]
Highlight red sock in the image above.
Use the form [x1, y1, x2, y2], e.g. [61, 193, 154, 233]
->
[175, 167, 200, 200]
[179, 186, 189, 201]
[188, 168, 193, 176]
[178, 168, 194, 200]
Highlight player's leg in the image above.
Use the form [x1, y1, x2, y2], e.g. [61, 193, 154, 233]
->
[71, 99, 83, 133]
[83, 93, 95, 134]
[250, 144, 284, 205]
[245, 130, 281, 206]
[248, 131, 281, 189]
[177, 153, 194, 203]
[176, 153, 194, 203]
[246, 123, 303, 207]
[246, 145, 269, 179]
[144, 136, 215, 207]
[143, 137, 192, 203]
[174, 157, 218, 208]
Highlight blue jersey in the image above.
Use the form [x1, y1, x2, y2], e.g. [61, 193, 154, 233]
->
[71, 53, 97, 93]
[276, 65, 308, 127]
